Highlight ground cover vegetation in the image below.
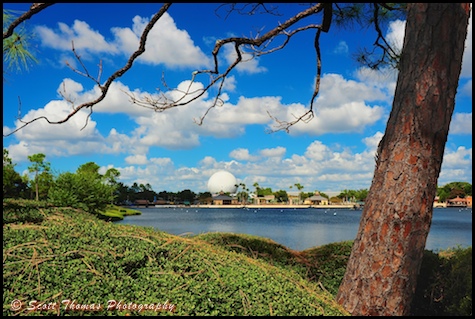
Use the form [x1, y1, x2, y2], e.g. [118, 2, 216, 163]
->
[3, 199, 347, 316]
[3, 199, 471, 316]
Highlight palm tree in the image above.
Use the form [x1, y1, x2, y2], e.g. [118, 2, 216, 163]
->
[294, 183, 304, 204]
[253, 182, 260, 205]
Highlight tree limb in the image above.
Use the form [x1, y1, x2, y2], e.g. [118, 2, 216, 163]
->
[126, 3, 330, 131]
[4, 3, 173, 137]
[3, 3, 55, 40]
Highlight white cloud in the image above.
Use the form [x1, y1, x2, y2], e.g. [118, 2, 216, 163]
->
[199, 156, 218, 167]
[35, 20, 118, 54]
[304, 141, 332, 161]
[6, 141, 31, 164]
[268, 73, 390, 136]
[333, 41, 349, 55]
[449, 113, 472, 134]
[111, 13, 211, 68]
[354, 67, 398, 94]
[57, 78, 85, 101]
[318, 73, 390, 107]
[438, 146, 472, 185]
[35, 13, 211, 69]
[12, 99, 100, 142]
[222, 75, 237, 92]
[229, 148, 258, 161]
[125, 154, 148, 165]
[362, 131, 384, 150]
[260, 147, 286, 158]
[386, 19, 405, 53]
[5, 68, 393, 159]
[461, 14, 472, 79]
[460, 79, 472, 97]
[441, 146, 472, 169]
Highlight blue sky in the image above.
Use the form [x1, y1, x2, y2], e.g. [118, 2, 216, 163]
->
[3, 3, 472, 196]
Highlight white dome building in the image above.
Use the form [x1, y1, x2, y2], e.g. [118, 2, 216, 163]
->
[207, 170, 238, 194]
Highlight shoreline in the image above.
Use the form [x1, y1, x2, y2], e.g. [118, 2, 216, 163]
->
[130, 204, 471, 209]
[137, 204, 360, 209]
[194, 204, 356, 209]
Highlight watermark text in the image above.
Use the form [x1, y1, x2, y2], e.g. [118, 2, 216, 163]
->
[10, 299, 176, 313]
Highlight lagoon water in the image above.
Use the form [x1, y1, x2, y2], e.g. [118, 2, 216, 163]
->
[116, 207, 472, 252]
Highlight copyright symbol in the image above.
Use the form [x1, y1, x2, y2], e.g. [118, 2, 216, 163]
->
[11, 299, 23, 311]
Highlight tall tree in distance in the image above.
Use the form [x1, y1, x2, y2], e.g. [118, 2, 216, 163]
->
[104, 168, 121, 205]
[3, 148, 27, 198]
[294, 183, 304, 204]
[336, 3, 471, 315]
[27, 153, 51, 201]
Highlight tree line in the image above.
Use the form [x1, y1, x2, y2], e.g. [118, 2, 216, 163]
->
[4, 149, 471, 207]
[3, 149, 118, 214]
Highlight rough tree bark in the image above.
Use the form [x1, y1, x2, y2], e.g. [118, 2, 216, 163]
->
[336, 3, 470, 316]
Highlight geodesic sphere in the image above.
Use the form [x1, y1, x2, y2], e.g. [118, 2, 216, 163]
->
[207, 170, 238, 194]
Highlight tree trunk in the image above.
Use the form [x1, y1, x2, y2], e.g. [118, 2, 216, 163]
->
[35, 171, 39, 201]
[336, 3, 470, 316]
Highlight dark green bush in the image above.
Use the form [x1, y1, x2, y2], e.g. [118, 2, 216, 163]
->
[48, 172, 111, 214]
[411, 246, 472, 316]
[200, 234, 472, 316]
[298, 241, 354, 296]
[3, 199, 49, 224]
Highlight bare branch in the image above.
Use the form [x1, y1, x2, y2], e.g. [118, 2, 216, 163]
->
[3, 3, 55, 40]
[4, 3, 173, 137]
[353, 3, 403, 70]
[215, 3, 282, 20]
[129, 3, 331, 130]
[65, 41, 102, 86]
[371, 4, 400, 64]
[266, 4, 332, 133]
[266, 110, 315, 134]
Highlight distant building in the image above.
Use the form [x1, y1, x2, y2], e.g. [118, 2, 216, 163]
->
[447, 196, 468, 207]
[305, 192, 329, 205]
[212, 193, 238, 205]
[199, 197, 213, 205]
[153, 199, 169, 206]
[287, 191, 301, 205]
[433, 196, 447, 208]
[254, 195, 275, 205]
[134, 199, 151, 207]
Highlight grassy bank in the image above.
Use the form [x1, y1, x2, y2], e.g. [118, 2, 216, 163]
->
[3, 199, 471, 316]
[96, 204, 142, 221]
[3, 200, 347, 316]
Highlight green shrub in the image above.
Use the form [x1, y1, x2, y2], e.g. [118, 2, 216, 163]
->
[194, 233, 301, 267]
[199, 233, 472, 316]
[411, 246, 472, 316]
[3, 199, 49, 224]
[298, 241, 354, 296]
[48, 172, 111, 214]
